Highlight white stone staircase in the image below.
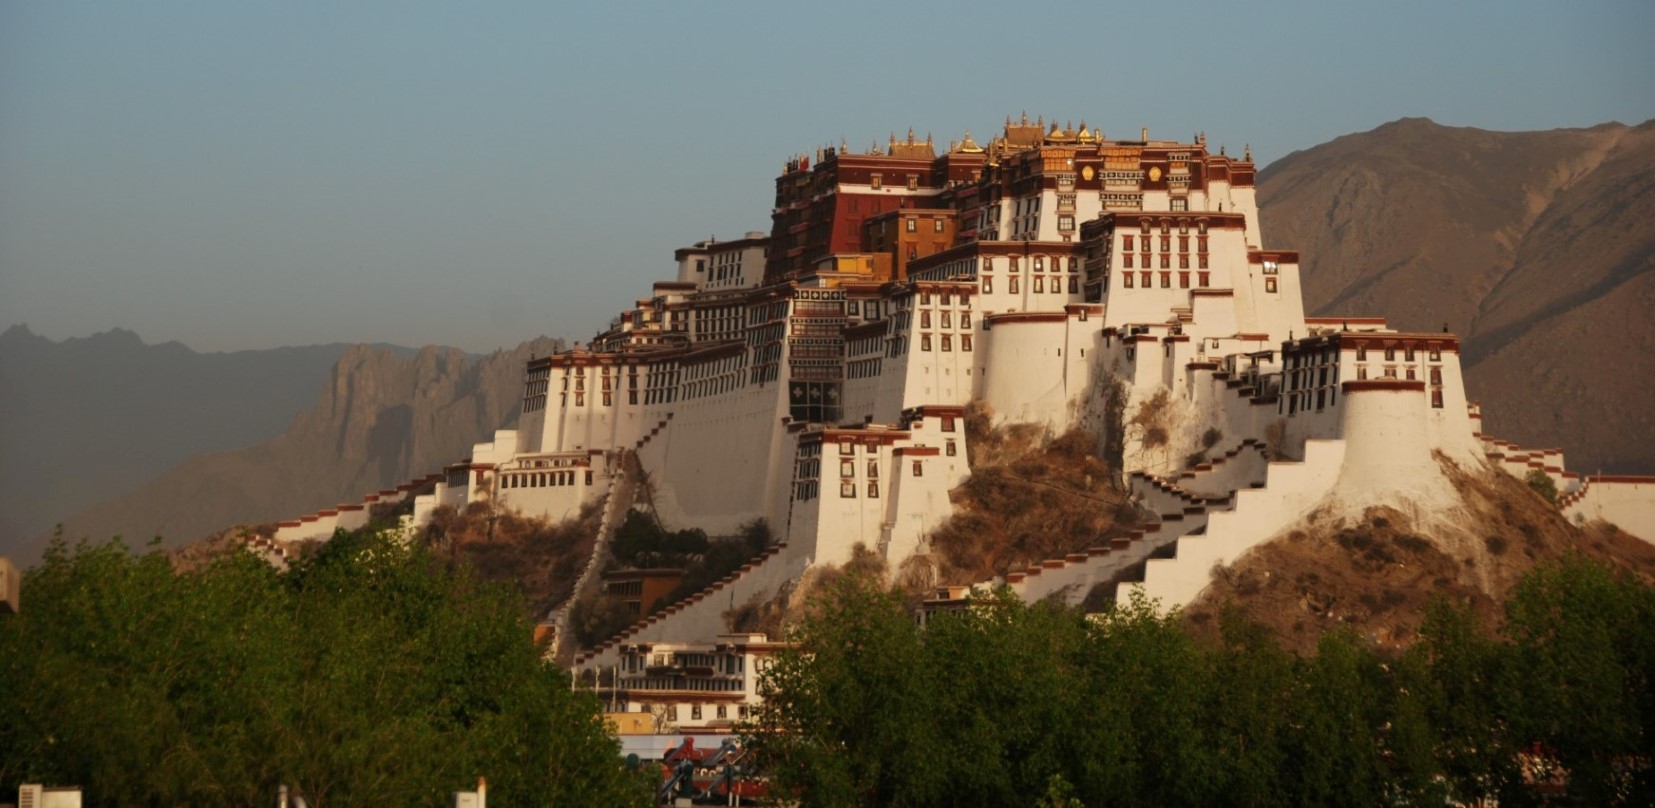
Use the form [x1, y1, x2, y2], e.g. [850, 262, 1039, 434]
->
[1115, 438, 1347, 610]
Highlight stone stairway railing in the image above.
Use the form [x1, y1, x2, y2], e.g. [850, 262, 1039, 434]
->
[1115, 439, 1347, 610]
[547, 448, 636, 664]
[1481, 436, 1577, 497]
[988, 471, 1236, 608]
[243, 534, 295, 571]
[1169, 438, 1269, 497]
[574, 541, 804, 670]
[273, 472, 443, 543]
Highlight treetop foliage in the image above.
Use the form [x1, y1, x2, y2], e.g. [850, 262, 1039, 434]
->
[746, 556, 1655, 807]
[0, 532, 649, 806]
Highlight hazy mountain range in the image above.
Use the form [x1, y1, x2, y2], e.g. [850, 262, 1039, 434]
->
[0, 326, 364, 555]
[3, 117, 1648, 563]
[1259, 117, 1654, 475]
[1, 329, 558, 561]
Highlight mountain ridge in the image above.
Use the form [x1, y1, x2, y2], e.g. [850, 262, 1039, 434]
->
[21, 336, 561, 563]
[1258, 117, 1655, 474]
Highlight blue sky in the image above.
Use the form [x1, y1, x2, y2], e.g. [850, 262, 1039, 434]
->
[2, 0, 1651, 353]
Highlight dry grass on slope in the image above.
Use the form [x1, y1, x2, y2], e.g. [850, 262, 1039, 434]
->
[424, 500, 602, 617]
[925, 404, 1140, 585]
[1183, 461, 1655, 654]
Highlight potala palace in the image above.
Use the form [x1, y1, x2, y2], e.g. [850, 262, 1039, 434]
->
[266, 116, 1654, 721]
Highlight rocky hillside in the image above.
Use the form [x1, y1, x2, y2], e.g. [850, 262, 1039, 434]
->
[0, 326, 368, 556]
[27, 337, 560, 561]
[1184, 460, 1655, 653]
[1259, 118, 1655, 474]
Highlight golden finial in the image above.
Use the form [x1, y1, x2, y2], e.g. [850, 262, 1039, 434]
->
[1244, 144, 1252, 162]
[906, 127, 915, 143]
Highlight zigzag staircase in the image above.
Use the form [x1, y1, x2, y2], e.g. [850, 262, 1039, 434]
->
[995, 442, 1270, 607]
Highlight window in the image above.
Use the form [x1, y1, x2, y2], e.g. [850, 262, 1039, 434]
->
[1198, 271, 1210, 287]
[840, 441, 855, 456]
[1431, 389, 1444, 409]
[960, 312, 971, 328]
[982, 275, 993, 293]
[946, 440, 957, 456]
[1160, 272, 1171, 288]
[1123, 253, 1134, 269]
[1198, 236, 1208, 253]
[1265, 278, 1278, 293]
[906, 218, 917, 232]
[1140, 271, 1151, 287]
[867, 459, 879, 478]
[1122, 272, 1134, 288]
[1385, 347, 1396, 361]
[941, 335, 952, 351]
[1123, 235, 1134, 251]
[1160, 236, 1171, 252]
[941, 311, 951, 329]
[1034, 276, 1044, 293]
[692, 705, 702, 720]
[1009, 277, 1019, 294]
[1034, 257, 1045, 272]
[1171, 197, 1188, 211]
[1429, 348, 1442, 361]
[1430, 367, 1442, 385]
[921, 310, 931, 328]
[912, 461, 924, 477]
[841, 481, 856, 498]
[871, 173, 882, 189]
[668, 706, 679, 721]
[868, 481, 879, 498]
[961, 335, 972, 351]
[1069, 276, 1078, 293]
[922, 334, 932, 351]
[1059, 215, 1075, 231]
[841, 459, 855, 478]
[934, 219, 945, 232]
[1179, 272, 1190, 288]
[717, 705, 727, 719]
[907, 175, 919, 190]
[1262, 260, 1279, 275]
[942, 415, 956, 432]
[1179, 254, 1190, 269]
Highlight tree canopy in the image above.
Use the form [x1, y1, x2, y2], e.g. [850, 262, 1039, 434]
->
[0, 532, 649, 806]
[746, 557, 1655, 807]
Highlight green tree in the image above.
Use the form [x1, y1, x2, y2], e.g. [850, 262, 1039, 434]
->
[1502, 556, 1655, 805]
[0, 533, 649, 806]
[1524, 468, 1558, 505]
[745, 570, 941, 807]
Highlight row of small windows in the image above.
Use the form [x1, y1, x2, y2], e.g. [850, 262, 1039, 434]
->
[1118, 271, 1212, 289]
[919, 333, 973, 352]
[502, 470, 591, 488]
[1123, 234, 1209, 253]
[918, 310, 972, 329]
[1123, 253, 1209, 269]
[981, 275, 1080, 295]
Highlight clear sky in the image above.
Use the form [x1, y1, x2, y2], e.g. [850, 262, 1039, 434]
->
[2, 0, 1651, 354]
